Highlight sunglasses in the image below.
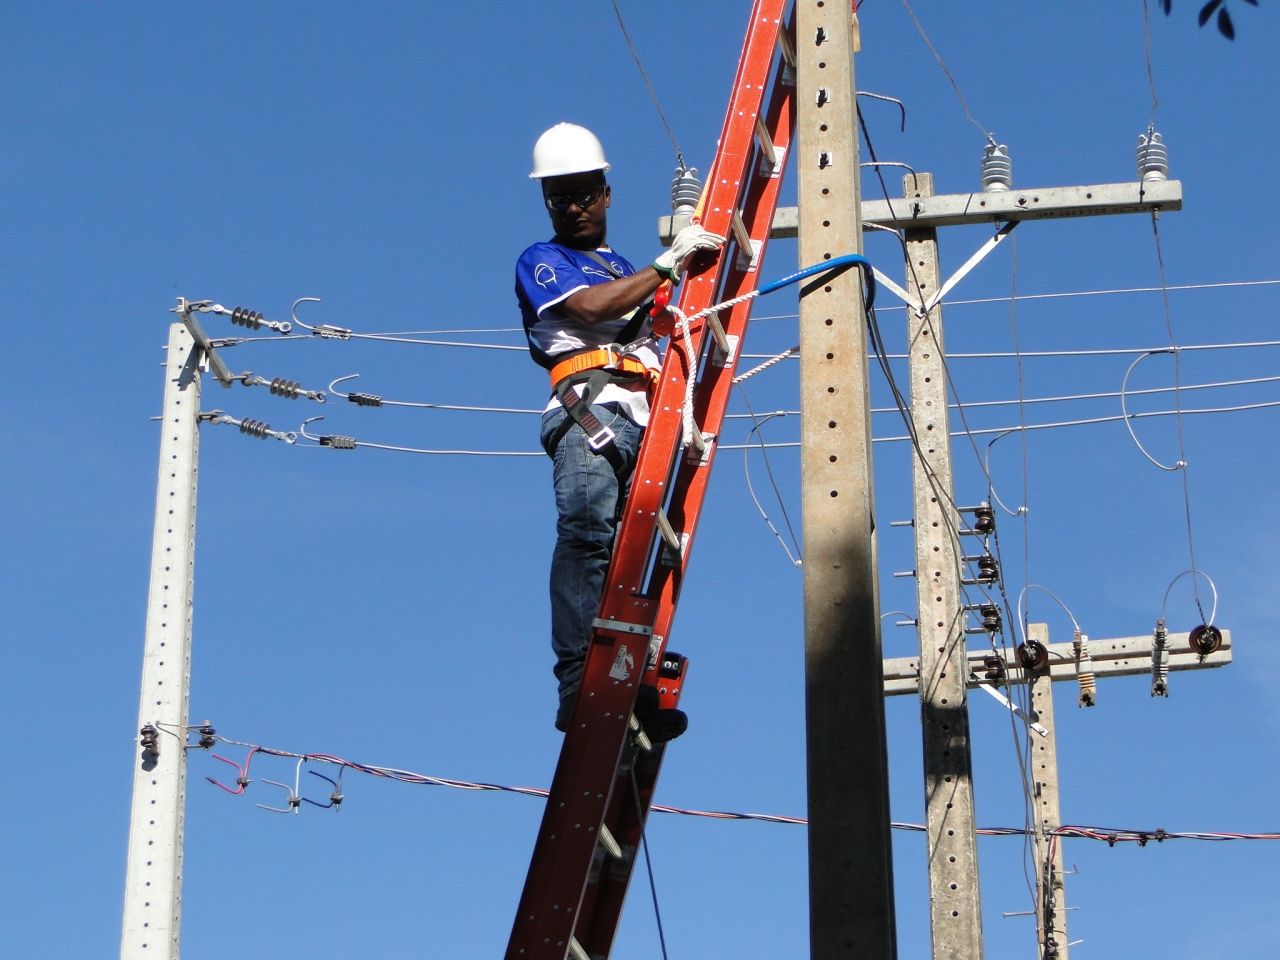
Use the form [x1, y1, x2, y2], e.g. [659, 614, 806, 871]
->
[544, 185, 606, 213]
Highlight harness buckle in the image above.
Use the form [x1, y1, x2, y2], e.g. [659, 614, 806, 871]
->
[585, 423, 617, 451]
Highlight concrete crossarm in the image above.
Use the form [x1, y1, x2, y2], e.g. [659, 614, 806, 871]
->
[659, 180, 1182, 241]
[883, 628, 1230, 697]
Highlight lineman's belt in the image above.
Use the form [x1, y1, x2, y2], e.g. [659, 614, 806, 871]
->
[549, 347, 654, 391]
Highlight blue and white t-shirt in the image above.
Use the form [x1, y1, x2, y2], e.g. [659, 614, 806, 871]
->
[515, 240, 660, 425]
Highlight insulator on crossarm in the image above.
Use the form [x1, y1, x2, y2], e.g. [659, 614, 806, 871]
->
[972, 503, 995, 535]
[230, 306, 265, 330]
[1188, 623, 1223, 661]
[269, 378, 302, 399]
[671, 165, 702, 215]
[1017, 638, 1049, 671]
[977, 555, 1000, 584]
[238, 418, 274, 439]
[1151, 618, 1170, 697]
[140, 724, 159, 755]
[981, 137, 1012, 192]
[1073, 630, 1097, 708]
[980, 602, 1002, 633]
[670, 165, 702, 232]
[1137, 127, 1169, 182]
[982, 654, 1006, 685]
[197, 725, 217, 749]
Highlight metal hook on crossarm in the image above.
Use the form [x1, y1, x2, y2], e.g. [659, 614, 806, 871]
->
[291, 296, 354, 340]
[289, 297, 324, 331]
[297, 416, 358, 450]
[327, 374, 386, 409]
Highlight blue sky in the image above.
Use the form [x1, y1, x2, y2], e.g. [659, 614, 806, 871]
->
[4, 2, 1277, 958]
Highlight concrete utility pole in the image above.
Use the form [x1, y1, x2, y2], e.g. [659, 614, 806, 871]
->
[122, 305, 231, 960]
[121, 322, 203, 960]
[1026, 623, 1069, 960]
[902, 173, 984, 960]
[796, 4, 898, 957]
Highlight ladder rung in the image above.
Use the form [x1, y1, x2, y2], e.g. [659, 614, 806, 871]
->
[754, 115, 778, 171]
[777, 24, 796, 68]
[729, 208, 753, 255]
[705, 313, 732, 357]
[629, 714, 653, 753]
[654, 509, 682, 554]
[597, 823, 623, 859]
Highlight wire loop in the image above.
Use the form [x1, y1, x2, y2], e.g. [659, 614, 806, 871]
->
[1120, 349, 1186, 471]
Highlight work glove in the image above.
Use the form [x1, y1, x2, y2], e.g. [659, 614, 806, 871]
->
[653, 224, 725, 282]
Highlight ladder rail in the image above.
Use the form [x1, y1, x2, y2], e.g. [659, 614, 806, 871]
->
[600, 0, 791, 612]
[642, 28, 798, 652]
[573, 21, 799, 956]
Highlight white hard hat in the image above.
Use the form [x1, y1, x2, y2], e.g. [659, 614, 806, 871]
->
[529, 123, 611, 179]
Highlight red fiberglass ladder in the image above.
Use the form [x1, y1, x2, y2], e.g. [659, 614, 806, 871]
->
[507, 2, 797, 957]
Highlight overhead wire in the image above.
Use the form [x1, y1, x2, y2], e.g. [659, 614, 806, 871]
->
[898, 0, 990, 139]
[191, 730, 1280, 842]
[1149, 210, 1208, 622]
[281, 397, 1280, 460]
[991, 236, 1043, 908]
[609, 0, 685, 167]
[736, 391, 803, 567]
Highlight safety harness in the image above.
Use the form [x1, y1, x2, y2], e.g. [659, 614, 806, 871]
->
[540, 250, 658, 469]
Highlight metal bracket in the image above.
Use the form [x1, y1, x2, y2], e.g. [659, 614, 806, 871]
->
[173, 297, 234, 387]
[591, 617, 652, 637]
[686, 432, 716, 467]
[919, 220, 1018, 316]
[971, 674, 1049, 737]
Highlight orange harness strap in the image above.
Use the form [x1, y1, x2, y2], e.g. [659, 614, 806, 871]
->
[548, 347, 654, 391]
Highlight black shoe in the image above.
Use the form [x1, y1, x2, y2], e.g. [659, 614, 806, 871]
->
[555, 690, 577, 732]
[634, 685, 688, 744]
[556, 687, 688, 741]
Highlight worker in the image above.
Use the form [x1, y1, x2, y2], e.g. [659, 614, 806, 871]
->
[515, 122, 724, 738]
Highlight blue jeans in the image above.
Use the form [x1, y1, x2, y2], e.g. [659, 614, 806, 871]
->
[539, 402, 644, 702]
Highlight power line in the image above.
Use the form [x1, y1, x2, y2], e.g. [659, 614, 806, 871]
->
[898, 0, 990, 139]
[188, 729, 1280, 841]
